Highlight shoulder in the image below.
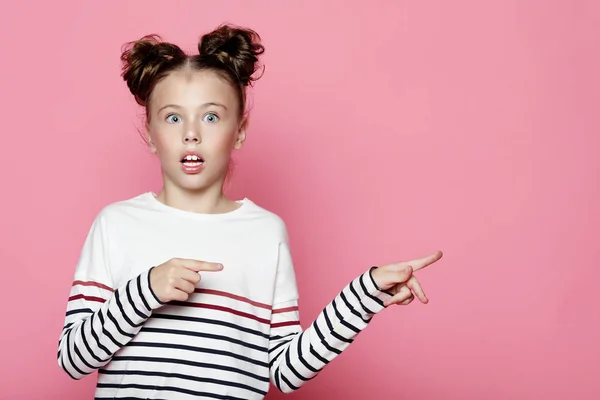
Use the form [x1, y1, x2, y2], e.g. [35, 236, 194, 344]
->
[92, 192, 155, 227]
[241, 198, 289, 240]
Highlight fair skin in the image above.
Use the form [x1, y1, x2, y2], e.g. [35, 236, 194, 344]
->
[146, 67, 443, 306]
[147, 68, 246, 215]
[373, 250, 443, 307]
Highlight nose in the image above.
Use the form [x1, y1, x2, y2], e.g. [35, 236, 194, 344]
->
[183, 125, 201, 144]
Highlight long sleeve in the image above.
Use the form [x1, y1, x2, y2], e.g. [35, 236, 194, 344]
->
[57, 212, 163, 380]
[268, 240, 393, 393]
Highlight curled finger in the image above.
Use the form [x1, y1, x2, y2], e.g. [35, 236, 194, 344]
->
[172, 289, 190, 302]
[406, 276, 428, 304]
[175, 278, 197, 294]
[399, 293, 414, 306]
[181, 268, 201, 285]
[384, 285, 412, 307]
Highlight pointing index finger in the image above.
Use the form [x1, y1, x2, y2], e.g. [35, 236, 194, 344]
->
[410, 250, 443, 272]
[180, 259, 224, 272]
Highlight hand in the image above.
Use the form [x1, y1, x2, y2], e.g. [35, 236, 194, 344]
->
[371, 250, 443, 307]
[150, 258, 224, 303]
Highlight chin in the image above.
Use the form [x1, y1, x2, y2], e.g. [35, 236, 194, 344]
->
[178, 178, 212, 192]
[174, 173, 222, 193]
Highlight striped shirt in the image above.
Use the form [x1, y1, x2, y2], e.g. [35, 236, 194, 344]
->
[57, 192, 392, 399]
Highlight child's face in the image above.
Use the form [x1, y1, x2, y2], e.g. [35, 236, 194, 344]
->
[146, 69, 246, 193]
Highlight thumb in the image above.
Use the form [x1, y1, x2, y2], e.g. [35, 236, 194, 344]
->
[374, 264, 413, 290]
[179, 259, 224, 272]
[391, 264, 413, 284]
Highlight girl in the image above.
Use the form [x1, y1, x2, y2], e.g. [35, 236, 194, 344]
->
[57, 24, 443, 399]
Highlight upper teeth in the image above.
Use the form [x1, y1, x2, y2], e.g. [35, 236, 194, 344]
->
[184, 155, 200, 161]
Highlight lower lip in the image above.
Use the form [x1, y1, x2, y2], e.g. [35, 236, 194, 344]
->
[181, 161, 204, 174]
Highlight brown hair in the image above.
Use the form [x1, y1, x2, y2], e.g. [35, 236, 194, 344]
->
[120, 23, 265, 122]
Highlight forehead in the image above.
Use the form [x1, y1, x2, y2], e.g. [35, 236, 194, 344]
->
[150, 69, 238, 112]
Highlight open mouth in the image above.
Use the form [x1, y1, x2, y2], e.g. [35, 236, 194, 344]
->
[181, 154, 204, 167]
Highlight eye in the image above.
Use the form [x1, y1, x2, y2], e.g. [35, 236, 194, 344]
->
[203, 113, 219, 123]
[166, 114, 181, 124]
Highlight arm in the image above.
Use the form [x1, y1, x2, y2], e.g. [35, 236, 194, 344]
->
[57, 213, 162, 380]
[268, 241, 393, 393]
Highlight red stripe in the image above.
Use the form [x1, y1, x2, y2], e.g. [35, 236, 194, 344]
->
[174, 302, 271, 325]
[195, 289, 271, 310]
[73, 280, 114, 292]
[272, 306, 298, 314]
[271, 320, 301, 328]
[68, 294, 106, 303]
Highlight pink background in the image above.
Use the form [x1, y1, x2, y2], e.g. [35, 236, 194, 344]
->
[1, 1, 599, 399]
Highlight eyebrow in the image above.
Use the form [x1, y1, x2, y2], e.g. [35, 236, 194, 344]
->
[157, 102, 228, 113]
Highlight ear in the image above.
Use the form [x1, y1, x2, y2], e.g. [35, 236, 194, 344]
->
[233, 118, 248, 150]
[146, 125, 158, 154]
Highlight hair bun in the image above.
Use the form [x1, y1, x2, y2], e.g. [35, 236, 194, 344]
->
[198, 24, 264, 86]
[120, 35, 186, 105]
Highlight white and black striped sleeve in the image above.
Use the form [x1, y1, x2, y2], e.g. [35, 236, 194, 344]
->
[268, 242, 393, 393]
[57, 212, 163, 380]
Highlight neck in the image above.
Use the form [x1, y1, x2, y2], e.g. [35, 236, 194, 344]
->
[155, 180, 239, 214]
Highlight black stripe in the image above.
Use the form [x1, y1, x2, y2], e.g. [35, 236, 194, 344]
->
[72, 330, 96, 371]
[147, 267, 165, 306]
[152, 313, 269, 339]
[270, 332, 297, 341]
[141, 327, 268, 353]
[297, 331, 319, 373]
[94, 398, 165, 400]
[280, 373, 299, 391]
[64, 328, 87, 377]
[115, 290, 143, 329]
[369, 266, 395, 296]
[312, 321, 341, 355]
[269, 345, 286, 369]
[58, 347, 78, 380]
[323, 303, 353, 343]
[136, 275, 152, 312]
[90, 313, 112, 357]
[309, 344, 330, 365]
[107, 308, 135, 339]
[81, 317, 107, 363]
[349, 282, 375, 315]
[126, 281, 148, 320]
[94, 397, 170, 400]
[94, 398, 170, 400]
[340, 290, 370, 324]
[98, 369, 267, 396]
[284, 345, 310, 382]
[98, 311, 125, 348]
[66, 308, 93, 317]
[110, 355, 269, 383]
[332, 298, 361, 334]
[127, 341, 269, 368]
[360, 273, 385, 307]
[96, 383, 249, 400]
[274, 369, 282, 392]
[268, 336, 294, 355]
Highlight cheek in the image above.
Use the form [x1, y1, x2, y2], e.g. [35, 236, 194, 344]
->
[207, 128, 239, 154]
[216, 136, 236, 153]
[149, 122, 177, 147]
[150, 132, 178, 159]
